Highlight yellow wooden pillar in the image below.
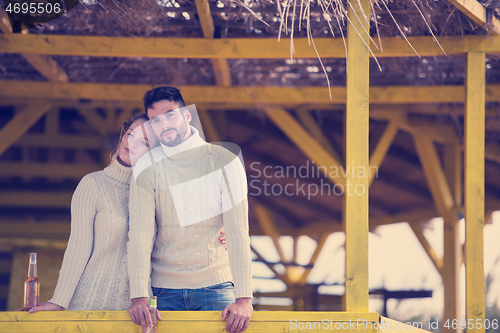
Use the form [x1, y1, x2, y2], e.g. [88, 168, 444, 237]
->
[464, 52, 485, 333]
[344, 0, 370, 312]
[443, 144, 462, 333]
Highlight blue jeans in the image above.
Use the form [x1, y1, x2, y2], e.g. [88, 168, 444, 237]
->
[152, 281, 236, 311]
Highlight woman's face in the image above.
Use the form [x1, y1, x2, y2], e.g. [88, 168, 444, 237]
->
[118, 119, 156, 166]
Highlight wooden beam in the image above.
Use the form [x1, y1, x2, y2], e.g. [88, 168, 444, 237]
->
[264, 106, 345, 186]
[0, 8, 68, 82]
[0, 162, 101, 178]
[442, 144, 462, 333]
[0, 191, 72, 208]
[296, 110, 342, 165]
[2, 34, 500, 58]
[298, 233, 330, 285]
[344, 0, 370, 313]
[464, 52, 486, 333]
[0, 221, 70, 240]
[194, 0, 231, 86]
[21, 54, 69, 82]
[78, 107, 108, 135]
[198, 109, 221, 142]
[3, 81, 500, 105]
[0, 311, 381, 332]
[368, 119, 400, 186]
[409, 223, 443, 275]
[448, 0, 485, 24]
[0, 103, 52, 156]
[16, 134, 104, 149]
[413, 135, 456, 220]
[254, 204, 288, 264]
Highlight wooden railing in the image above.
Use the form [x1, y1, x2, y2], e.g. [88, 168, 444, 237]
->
[0, 311, 434, 332]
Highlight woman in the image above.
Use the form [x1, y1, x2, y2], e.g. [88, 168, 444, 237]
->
[25, 113, 225, 312]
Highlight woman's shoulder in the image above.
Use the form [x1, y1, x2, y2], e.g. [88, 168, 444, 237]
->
[76, 169, 107, 190]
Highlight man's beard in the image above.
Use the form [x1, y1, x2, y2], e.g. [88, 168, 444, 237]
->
[159, 125, 188, 147]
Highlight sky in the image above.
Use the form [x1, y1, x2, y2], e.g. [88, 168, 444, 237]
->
[250, 211, 500, 321]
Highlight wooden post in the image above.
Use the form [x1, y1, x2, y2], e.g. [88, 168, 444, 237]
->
[443, 144, 462, 333]
[344, 0, 370, 312]
[465, 51, 485, 333]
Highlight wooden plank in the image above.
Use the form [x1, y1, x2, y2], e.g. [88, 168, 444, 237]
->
[3, 81, 500, 105]
[409, 223, 443, 275]
[0, 162, 101, 178]
[447, 0, 486, 26]
[2, 34, 500, 58]
[0, 8, 68, 82]
[0, 221, 70, 240]
[264, 106, 345, 186]
[0, 103, 52, 156]
[379, 316, 432, 333]
[344, 0, 370, 313]
[464, 52, 486, 333]
[78, 107, 108, 135]
[413, 135, 456, 220]
[368, 120, 400, 186]
[0, 192, 72, 208]
[442, 145, 462, 333]
[296, 110, 342, 164]
[254, 204, 287, 264]
[16, 134, 104, 149]
[21, 54, 68, 82]
[298, 233, 329, 285]
[197, 109, 221, 142]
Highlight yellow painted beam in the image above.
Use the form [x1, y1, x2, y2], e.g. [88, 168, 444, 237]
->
[0, 8, 68, 82]
[413, 135, 456, 220]
[464, 52, 486, 333]
[296, 110, 342, 164]
[0, 191, 72, 208]
[0, 103, 52, 156]
[446, 0, 500, 35]
[264, 106, 345, 186]
[16, 133, 104, 149]
[344, 0, 370, 313]
[3, 34, 500, 58]
[298, 233, 329, 285]
[211, 58, 232, 86]
[368, 119, 400, 186]
[409, 223, 443, 275]
[250, 244, 288, 284]
[0, 311, 380, 333]
[198, 109, 222, 142]
[21, 53, 69, 82]
[254, 204, 288, 264]
[2, 80, 500, 104]
[0, 221, 70, 240]
[0, 162, 101, 178]
[442, 144, 462, 333]
[78, 107, 109, 135]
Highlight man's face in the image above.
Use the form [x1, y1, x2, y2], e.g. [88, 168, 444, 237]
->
[148, 100, 192, 147]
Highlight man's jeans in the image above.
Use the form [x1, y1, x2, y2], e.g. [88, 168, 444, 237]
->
[152, 281, 236, 311]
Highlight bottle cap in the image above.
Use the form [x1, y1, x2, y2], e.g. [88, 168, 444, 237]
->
[150, 296, 157, 307]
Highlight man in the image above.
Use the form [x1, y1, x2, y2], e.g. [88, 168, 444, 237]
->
[127, 86, 253, 333]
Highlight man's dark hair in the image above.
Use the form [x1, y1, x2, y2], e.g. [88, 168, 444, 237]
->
[143, 86, 186, 118]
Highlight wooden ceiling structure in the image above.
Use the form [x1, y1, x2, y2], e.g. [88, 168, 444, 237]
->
[0, 0, 499, 330]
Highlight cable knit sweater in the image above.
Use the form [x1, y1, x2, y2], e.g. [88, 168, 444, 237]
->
[128, 127, 252, 300]
[49, 160, 133, 310]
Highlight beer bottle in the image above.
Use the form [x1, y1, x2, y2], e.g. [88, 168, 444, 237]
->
[23, 253, 39, 309]
[148, 296, 158, 333]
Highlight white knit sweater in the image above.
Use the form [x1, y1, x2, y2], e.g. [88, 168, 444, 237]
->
[49, 160, 133, 310]
[128, 128, 252, 300]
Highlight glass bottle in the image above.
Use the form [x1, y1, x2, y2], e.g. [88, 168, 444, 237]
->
[148, 296, 158, 333]
[23, 253, 40, 309]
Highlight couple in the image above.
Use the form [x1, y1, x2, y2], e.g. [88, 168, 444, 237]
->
[26, 86, 253, 333]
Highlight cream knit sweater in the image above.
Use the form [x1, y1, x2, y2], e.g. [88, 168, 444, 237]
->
[128, 128, 252, 300]
[49, 160, 133, 310]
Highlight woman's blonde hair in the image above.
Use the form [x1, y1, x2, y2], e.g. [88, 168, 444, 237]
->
[110, 112, 150, 164]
